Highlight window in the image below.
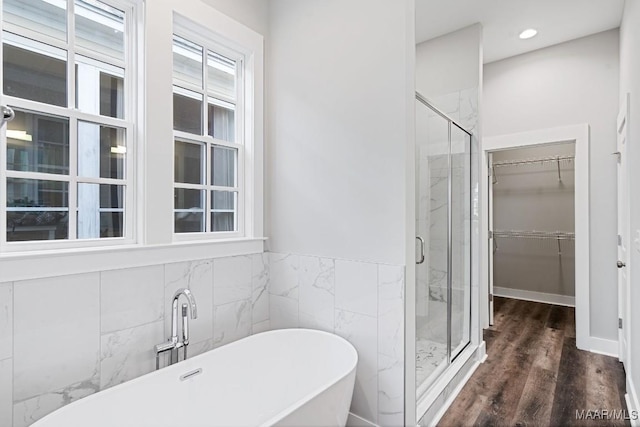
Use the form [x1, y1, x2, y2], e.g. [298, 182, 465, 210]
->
[1, 0, 137, 247]
[172, 32, 244, 237]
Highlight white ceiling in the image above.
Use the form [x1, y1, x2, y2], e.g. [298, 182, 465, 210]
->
[416, 0, 625, 63]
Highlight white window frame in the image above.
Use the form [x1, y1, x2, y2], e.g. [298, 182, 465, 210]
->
[0, 0, 140, 252]
[172, 17, 251, 242]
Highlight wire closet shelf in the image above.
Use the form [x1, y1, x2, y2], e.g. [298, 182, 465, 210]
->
[492, 154, 575, 183]
[491, 230, 575, 255]
[491, 230, 575, 240]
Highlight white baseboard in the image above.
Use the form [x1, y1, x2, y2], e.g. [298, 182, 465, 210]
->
[347, 413, 379, 427]
[494, 287, 575, 307]
[626, 376, 640, 427]
[478, 340, 488, 363]
[588, 336, 619, 358]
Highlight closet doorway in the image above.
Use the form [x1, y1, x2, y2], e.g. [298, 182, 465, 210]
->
[489, 143, 576, 313]
[480, 125, 591, 352]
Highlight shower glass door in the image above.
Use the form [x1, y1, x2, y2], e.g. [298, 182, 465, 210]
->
[415, 99, 449, 397]
[415, 94, 472, 401]
[450, 123, 471, 360]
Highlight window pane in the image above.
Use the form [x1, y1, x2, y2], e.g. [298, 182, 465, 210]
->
[175, 189, 204, 233]
[173, 89, 202, 134]
[175, 188, 203, 210]
[75, 0, 125, 61]
[174, 36, 203, 89]
[7, 178, 68, 241]
[100, 72, 124, 118]
[77, 183, 124, 239]
[207, 51, 235, 102]
[211, 190, 236, 232]
[175, 212, 203, 233]
[174, 140, 203, 184]
[6, 110, 69, 175]
[208, 101, 235, 142]
[78, 122, 125, 179]
[3, 0, 67, 42]
[76, 56, 124, 119]
[3, 34, 67, 107]
[211, 146, 236, 187]
[7, 178, 68, 207]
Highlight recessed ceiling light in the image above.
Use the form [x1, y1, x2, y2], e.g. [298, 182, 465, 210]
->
[519, 29, 538, 40]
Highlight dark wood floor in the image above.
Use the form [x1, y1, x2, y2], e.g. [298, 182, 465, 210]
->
[438, 297, 629, 427]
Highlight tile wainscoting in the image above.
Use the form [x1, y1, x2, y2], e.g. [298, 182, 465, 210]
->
[0, 253, 269, 427]
[0, 251, 405, 427]
[268, 253, 406, 427]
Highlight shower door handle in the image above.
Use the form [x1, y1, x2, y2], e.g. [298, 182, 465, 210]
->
[416, 236, 425, 264]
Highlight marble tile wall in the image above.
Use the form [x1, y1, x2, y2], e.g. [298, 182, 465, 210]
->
[268, 252, 405, 427]
[1, 251, 404, 427]
[0, 253, 269, 427]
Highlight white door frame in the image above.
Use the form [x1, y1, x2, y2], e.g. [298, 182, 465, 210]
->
[617, 93, 631, 366]
[480, 124, 591, 351]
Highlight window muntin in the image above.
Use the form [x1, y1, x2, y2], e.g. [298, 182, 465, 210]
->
[1, 0, 135, 246]
[172, 32, 243, 237]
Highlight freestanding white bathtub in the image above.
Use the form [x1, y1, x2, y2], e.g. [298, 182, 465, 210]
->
[32, 329, 358, 427]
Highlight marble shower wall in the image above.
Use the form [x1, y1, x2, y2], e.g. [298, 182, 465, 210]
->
[268, 253, 405, 427]
[0, 253, 269, 427]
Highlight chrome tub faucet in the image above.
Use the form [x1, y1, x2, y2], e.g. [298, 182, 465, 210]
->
[155, 288, 198, 369]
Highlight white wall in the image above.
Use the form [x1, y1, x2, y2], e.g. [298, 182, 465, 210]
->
[619, 0, 640, 414]
[266, 0, 413, 266]
[266, 2, 414, 425]
[416, 24, 482, 100]
[200, 0, 268, 36]
[484, 29, 620, 340]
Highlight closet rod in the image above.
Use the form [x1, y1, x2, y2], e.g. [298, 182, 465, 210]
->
[492, 155, 575, 168]
[491, 230, 575, 240]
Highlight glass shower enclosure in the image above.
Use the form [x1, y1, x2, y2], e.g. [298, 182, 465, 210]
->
[415, 92, 472, 401]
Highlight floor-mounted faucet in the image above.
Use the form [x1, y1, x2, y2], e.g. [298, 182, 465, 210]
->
[155, 288, 198, 369]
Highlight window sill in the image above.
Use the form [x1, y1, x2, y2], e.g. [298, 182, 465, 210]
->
[0, 237, 267, 283]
